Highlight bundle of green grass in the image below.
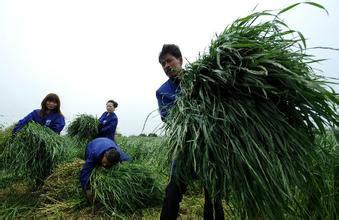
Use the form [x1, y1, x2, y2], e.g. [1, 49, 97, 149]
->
[3, 122, 69, 183]
[67, 114, 99, 142]
[165, 3, 338, 219]
[0, 125, 14, 169]
[91, 163, 164, 214]
[0, 125, 13, 151]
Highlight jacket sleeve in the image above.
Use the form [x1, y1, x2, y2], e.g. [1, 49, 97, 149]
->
[12, 111, 35, 134]
[156, 91, 167, 122]
[100, 116, 117, 133]
[98, 113, 105, 123]
[98, 113, 106, 132]
[80, 155, 96, 190]
[49, 115, 65, 134]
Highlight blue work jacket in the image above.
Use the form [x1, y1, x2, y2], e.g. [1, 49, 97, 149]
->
[98, 112, 118, 141]
[156, 78, 180, 121]
[79, 137, 129, 190]
[13, 109, 65, 134]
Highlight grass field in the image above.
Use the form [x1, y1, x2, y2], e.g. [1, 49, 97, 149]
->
[0, 128, 215, 219]
[0, 125, 337, 219]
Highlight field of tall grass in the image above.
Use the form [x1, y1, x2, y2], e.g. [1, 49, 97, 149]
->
[0, 122, 210, 219]
[0, 122, 337, 219]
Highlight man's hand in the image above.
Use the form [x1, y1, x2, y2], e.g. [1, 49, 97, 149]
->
[86, 190, 94, 204]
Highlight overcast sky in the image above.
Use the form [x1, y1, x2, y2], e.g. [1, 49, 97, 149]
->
[0, 0, 338, 135]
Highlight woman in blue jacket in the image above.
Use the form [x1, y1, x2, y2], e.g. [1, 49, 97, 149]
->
[98, 100, 118, 141]
[13, 93, 65, 135]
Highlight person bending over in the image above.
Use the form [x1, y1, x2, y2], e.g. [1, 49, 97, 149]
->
[80, 137, 130, 202]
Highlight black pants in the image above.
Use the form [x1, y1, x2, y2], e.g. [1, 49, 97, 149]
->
[160, 178, 225, 220]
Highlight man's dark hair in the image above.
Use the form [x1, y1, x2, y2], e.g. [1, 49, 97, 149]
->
[107, 100, 118, 108]
[159, 44, 182, 63]
[105, 149, 121, 165]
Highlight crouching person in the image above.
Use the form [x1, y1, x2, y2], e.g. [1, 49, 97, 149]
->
[80, 137, 130, 202]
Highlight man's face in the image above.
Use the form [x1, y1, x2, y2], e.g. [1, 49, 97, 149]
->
[160, 54, 183, 78]
[101, 155, 112, 168]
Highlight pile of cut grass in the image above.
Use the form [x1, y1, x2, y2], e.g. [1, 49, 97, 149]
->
[91, 162, 164, 215]
[0, 125, 14, 169]
[0, 125, 13, 152]
[2, 122, 69, 183]
[67, 114, 99, 142]
[165, 3, 338, 219]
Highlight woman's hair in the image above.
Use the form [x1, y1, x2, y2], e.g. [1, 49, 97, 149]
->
[40, 93, 62, 117]
[107, 100, 118, 108]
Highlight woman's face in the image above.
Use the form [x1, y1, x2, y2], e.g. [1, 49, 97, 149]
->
[106, 102, 115, 113]
[46, 100, 58, 110]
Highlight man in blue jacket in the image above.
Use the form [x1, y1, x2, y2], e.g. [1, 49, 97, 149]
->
[97, 100, 118, 141]
[80, 137, 130, 202]
[156, 48, 181, 121]
[156, 44, 224, 220]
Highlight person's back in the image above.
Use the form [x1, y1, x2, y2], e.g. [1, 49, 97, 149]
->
[80, 137, 129, 201]
[85, 137, 118, 159]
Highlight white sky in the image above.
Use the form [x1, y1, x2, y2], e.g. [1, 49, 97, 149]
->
[0, 0, 338, 135]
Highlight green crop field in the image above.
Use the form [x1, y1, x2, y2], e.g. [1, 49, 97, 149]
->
[0, 123, 337, 219]
[0, 123, 211, 219]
